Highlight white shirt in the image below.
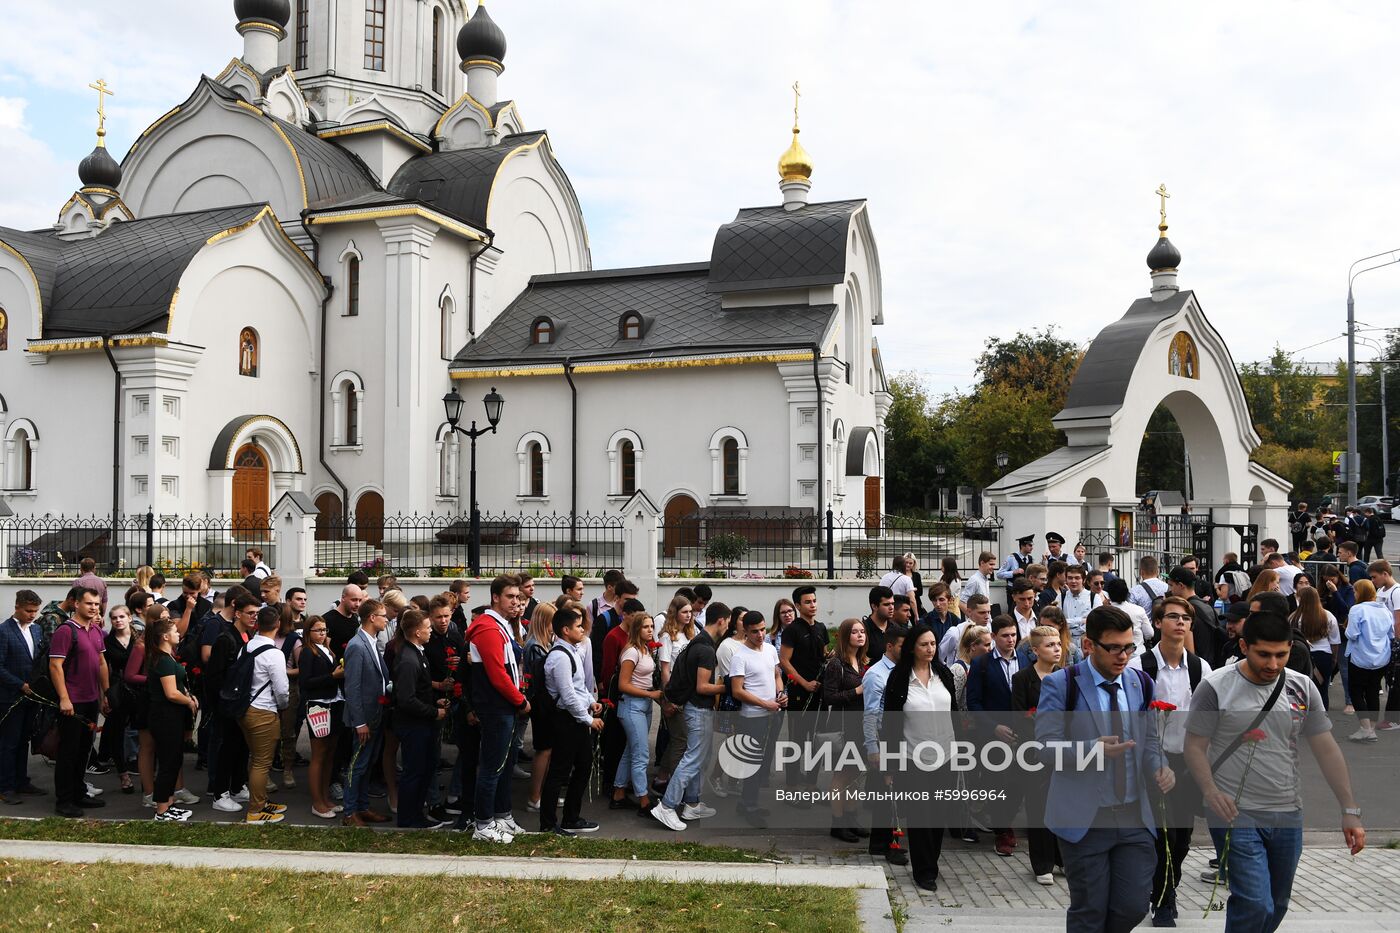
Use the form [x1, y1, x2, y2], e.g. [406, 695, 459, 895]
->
[903, 670, 956, 751]
[1060, 587, 1096, 636]
[731, 641, 780, 718]
[1276, 567, 1298, 597]
[246, 633, 290, 713]
[1378, 584, 1400, 616]
[1150, 645, 1211, 754]
[658, 630, 691, 667]
[10, 618, 35, 658]
[1013, 609, 1037, 641]
[939, 619, 975, 665]
[715, 637, 742, 680]
[962, 571, 990, 605]
[880, 570, 915, 599]
[1114, 600, 1153, 667]
[1305, 612, 1342, 652]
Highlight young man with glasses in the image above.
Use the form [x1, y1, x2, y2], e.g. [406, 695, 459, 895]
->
[1140, 597, 1211, 926]
[1367, 561, 1400, 731]
[1035, 606, 1175, 933]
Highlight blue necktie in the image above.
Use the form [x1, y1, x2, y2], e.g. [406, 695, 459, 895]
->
[1099, 681, 1126, 802]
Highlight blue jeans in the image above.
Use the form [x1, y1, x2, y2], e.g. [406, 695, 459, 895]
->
[614, 695, 653, 796]
[663, 705, 712, 810]
[344, 721, 383, 816]
[1209, 812, 1303, 933]
[473, 710, 519, 826]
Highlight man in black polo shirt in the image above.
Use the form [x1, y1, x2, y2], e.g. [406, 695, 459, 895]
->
[779, 585, 828, 792]
[324, 585, 366, 659]
[864, 586, 895, 667]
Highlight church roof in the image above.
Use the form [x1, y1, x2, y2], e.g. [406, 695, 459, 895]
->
[708, 199, 865, 293]
[387, 131, 547, 228]
[198, 79, 381, 210]
[452, 263, 836, 369]
[0, 204, 267, 338]
[1054, 290, 1194, 425]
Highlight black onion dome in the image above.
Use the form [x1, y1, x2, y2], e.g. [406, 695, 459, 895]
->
[235, 0, 291, 29]
[78, 145, 122, 190]
[1147, 235, 1181, 271]
[458, 3, 507, 65]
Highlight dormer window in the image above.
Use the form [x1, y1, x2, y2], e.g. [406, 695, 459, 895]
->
[619, 313, 643, 341]
[531, 317, 554, 345]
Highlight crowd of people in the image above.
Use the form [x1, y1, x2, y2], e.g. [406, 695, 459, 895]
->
[0, 532, 1392, 932]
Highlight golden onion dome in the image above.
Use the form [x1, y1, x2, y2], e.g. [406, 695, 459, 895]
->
[778, 127, 813, 183]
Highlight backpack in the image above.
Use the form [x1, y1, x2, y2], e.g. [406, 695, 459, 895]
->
[663, 640, 698, 707]
[1139, 649, 1203, 692]
[1064, 662, 1153, 712]
[1219, 570, 1250, 599]
[1135, 581, 1167, 614]
[218, 643, 278, 718]
[531, 644, 576, 717]
[27, 619, 82, 703]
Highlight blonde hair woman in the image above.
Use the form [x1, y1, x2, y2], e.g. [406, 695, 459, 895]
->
[525, 601, 558, 812]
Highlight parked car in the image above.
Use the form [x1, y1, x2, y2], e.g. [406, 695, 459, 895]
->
[1355, 495, 1394, 520]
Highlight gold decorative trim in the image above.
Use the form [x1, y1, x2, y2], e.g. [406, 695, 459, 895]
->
[164, 286, 181, 335]
[221, 414, 304, 472]
[0, 238, 42, 336]
[128, 104, 182, 156]
[27, 337, 103, 354]
[318, 121, 432, 153]
[432, 92, 493, 137]
[307, 206, 486, 242]
[111, 335, 170, 349]
[485, 135, 547, 224]
[79, 186, 117, 195]
[451, 351, 815, 379]
[57, 193, 90, 220]
[461, 59, 503, 74]
[215, 57, 261, 88]
[235, 100, 309, 209]
[236, 21, 287, 38]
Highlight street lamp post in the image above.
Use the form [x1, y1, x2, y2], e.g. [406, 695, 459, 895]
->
[936, 463, 947, 520]
[1346, 251, 1400, 504]
[995, 451, 1009, 472]
[1356, 335, 1396, 499]
[443, 386, 505, 576]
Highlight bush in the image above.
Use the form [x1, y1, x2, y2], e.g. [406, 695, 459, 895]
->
[705, 533, 750, 568]
[854, 547, 880, 579]
[783, 565, 814, 579]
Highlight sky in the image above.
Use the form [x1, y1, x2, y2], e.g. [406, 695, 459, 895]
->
[2, 0, 1398, 396]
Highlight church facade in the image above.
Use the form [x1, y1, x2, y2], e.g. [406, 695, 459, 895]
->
[0, 0, 889, 536]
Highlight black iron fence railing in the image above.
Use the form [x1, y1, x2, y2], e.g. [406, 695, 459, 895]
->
[310, 512, 625, 578]
[1, 512, 273, 579]
[658, 511, 1002, 580]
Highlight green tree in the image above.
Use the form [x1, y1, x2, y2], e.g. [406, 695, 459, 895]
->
[1239, 348, 1342, 451]
[884, 373, 954, 509]
[1253, 444, 1335, 504]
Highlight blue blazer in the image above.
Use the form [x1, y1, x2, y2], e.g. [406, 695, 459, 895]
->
[1033, 659, 1164, 843]
[0, 618, 42, 703]
[342, 630, 387, 730]
[965, 650, 1028, 712]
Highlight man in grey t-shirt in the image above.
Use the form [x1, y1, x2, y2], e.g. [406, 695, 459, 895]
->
[1184, 611, 1364, 932]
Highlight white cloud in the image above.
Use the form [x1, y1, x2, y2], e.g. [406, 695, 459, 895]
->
[2, 1, 1397, 388]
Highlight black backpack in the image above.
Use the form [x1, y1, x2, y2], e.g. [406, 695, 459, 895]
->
[663, 641, 698, 707]
[524, 642, 551, 706]
[218, 644, 278, 718]
[28, 619, 82, 703]
[531, 644, 576, 716]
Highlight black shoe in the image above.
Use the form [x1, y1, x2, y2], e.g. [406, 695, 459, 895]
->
[830, 827, 860, 843]
[738, 805, 770, 826]
[17, 784, 45, 796]
[1152, 905, 1177, 927]
[787, 797, 811, 809]
[55, 803, 84, 818]
[0, 791, 22, 806]
[443, 799, 463, 815]
[85, 762, 112, 775]
[852, 827, 870, 838]
[885, 847, 909, 867]
[76, 796, 105, 808]
[650, 780, 668, 797]
[609, 796, 637, 810]
[1208, 858, 1219, 869]
[914, 876, 938, 892]
[545, 825, 575, 837]
[427, 804, 450, 824]
[368, 782, 387, 798]
[560, 818, 599, 833]
[294, 753, 311, 767]
[959, 829, 979, 844]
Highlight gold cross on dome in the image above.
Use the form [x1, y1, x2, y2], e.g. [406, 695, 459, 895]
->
[1155, 183, 1171, 230]
[88, 78, 115, 146]
[792, 81, 802, 130]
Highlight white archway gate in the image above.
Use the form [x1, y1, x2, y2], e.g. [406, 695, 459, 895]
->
[987, 259, 1291, 571]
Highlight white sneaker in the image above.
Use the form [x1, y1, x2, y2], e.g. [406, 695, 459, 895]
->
[512, 764, 531, 779]
[153, 807, 191, 823]
[471, 821, 513, 844]
[709, 777, 730, 799]
[212, 793, 244, 813]
[265, 780, 279, 793]
[498, 814, 526, 836]
[232, 787, 250, 802]
[525, 799, 541, 812]
[142, 794, 155, 808]
[84, 782, 103, 797]
[650, 803, 687, 832]
[681, 802, 717, 820]
[174, 788, 200, 805]
[1035, 873, 1054, 886]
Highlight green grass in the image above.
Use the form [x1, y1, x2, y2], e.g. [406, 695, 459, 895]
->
[0, 817, 774, 864]
[0, 858, 859, 933]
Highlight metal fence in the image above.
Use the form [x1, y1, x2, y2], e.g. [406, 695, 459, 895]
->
[657, 511, 1002, 580]
[1080, 511, 1257, 572]
[1, 512, 274, 579]
[311, 512, 625, 578]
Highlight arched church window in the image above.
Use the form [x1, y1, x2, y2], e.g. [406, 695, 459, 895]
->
[619, 440, 636, 496]
[0, 308, 8, 351]
[440, 294, 455, 361]
[7, 426, 34, 491]
[239, 327, 259, 377]
[1168, 331, 1200, 380]
[619, 313, 643, 341]
[528, 442, 545, 497]
[344, 380, 361, 445]
[365, 0, 387, 71]
[347, 256, 361, 316]
[722, 438, 740, 496]
[295, 0, 309, 70]
[531, 317, 554, 345]
[431, 8, 444, 93]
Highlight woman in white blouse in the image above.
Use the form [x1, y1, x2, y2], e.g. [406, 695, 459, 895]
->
[879, 624, 959, 893]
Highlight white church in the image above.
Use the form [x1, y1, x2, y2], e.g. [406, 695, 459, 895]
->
[0, 0, 891, 541]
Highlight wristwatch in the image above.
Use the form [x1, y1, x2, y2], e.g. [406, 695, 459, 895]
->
[1343, 807, 1362, 818]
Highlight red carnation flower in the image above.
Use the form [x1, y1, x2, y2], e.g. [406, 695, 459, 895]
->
[445, 647, 457, 657]
[1149, 700, 1178, 712]
[378, 695, 390, 706]
[191, 667, 202, 676]
[1243, 728, 1267, 743]
[1024, 706, 1037, 718]
[452, 682, 463, 698]
[648, 641, 662, 651]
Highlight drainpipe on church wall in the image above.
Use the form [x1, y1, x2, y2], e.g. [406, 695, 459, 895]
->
[102, 337, 122, 550]
[303, 211, 351, 526]
[563, 359, 578, 551]
[812, 344, 829, 572]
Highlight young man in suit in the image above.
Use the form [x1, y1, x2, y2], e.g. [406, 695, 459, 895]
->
[966, 613, 1030, 856]
[1034, 605, 1176, 933]
[342, 599, 390, 827]
[0, 590, 45, 804]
